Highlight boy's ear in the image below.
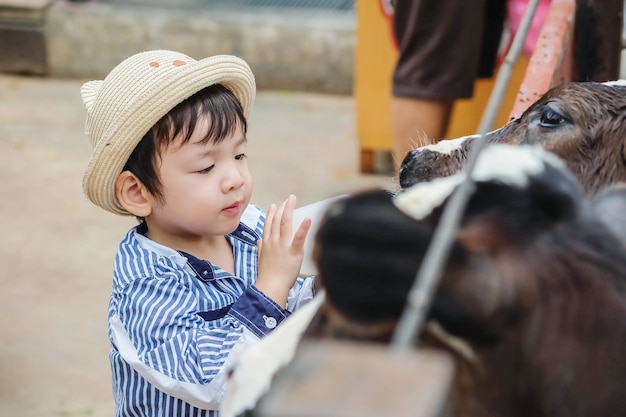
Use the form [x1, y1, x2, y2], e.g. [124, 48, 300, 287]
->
[115, 171, 152, 217]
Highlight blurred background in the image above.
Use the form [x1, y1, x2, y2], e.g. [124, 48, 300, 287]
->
[1, 0, 625, 416]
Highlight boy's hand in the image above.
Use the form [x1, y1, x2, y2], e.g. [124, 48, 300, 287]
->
[255, 195, 311, 307]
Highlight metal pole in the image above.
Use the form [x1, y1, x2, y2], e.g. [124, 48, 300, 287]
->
[390, 0, 541, 351]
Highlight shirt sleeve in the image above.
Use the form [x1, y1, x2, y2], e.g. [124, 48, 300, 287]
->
[286, 276, 316, 312]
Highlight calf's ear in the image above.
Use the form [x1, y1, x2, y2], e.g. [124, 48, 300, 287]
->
[590, 183, 626, 247]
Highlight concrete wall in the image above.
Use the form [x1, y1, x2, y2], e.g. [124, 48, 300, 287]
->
[45, 1, 356, 94]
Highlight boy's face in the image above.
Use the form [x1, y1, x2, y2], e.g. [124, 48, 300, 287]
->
[145, 115, 253, 242]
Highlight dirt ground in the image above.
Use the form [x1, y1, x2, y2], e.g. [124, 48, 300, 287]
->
[0, 74, 395, 417]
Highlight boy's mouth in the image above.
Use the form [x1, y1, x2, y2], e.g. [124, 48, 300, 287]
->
[223, 201, 242, 214]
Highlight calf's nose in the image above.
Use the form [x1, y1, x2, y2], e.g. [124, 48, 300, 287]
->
[399, 149, 437, 189]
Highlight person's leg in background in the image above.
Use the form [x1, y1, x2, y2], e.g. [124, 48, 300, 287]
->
[390, 0, 489, 171]
[390, 98, 453, 166]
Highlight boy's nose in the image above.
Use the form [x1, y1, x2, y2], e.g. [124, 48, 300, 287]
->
[222, 164, 246, 191]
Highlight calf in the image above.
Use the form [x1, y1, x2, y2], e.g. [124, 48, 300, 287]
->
[307, 144, 626, 417]
[399, 81, 626, 196]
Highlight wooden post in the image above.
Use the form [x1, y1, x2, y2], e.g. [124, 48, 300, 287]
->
[509, 0, 576, 119]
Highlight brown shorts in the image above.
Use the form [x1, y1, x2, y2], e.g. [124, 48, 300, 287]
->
[392, 0, 505, 100]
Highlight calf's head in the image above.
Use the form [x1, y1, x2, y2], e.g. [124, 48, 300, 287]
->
[399, 81, 626, 196]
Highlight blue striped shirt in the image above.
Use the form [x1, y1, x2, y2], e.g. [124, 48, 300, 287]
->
[108, 204, 315, 416]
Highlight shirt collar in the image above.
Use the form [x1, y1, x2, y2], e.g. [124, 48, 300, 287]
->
[132, 221, 259, 281]
[229, 222, 259, 245]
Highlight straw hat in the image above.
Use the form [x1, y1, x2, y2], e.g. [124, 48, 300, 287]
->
[81, 50, 256, 215]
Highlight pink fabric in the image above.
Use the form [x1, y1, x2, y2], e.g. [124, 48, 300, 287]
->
[507, 0, 552, 56]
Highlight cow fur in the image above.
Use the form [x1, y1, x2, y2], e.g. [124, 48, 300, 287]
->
[399, 81, 626, 197]
[306, 145, 626, 417]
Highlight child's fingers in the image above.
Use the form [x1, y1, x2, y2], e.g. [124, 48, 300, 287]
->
[291, 217, 311, 251]
[271, 197, 289, 238]
[280, 195, 297, 237]
[263, 204, 277, 239]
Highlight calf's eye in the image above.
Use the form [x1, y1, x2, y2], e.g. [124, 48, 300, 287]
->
[538, 107, 567, 127]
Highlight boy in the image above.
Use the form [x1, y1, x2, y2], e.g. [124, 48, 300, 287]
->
[81, 50, 315, 416]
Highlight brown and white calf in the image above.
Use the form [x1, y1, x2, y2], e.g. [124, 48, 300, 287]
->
[306, 144, 626, 417]
[399, 81, 626, 196]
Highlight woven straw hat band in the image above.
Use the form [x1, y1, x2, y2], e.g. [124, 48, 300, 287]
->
[81, 50, 256, 215]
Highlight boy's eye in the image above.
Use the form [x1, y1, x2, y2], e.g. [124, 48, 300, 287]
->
[198, 165, 214, 174]
[235, 153, 247, 160]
